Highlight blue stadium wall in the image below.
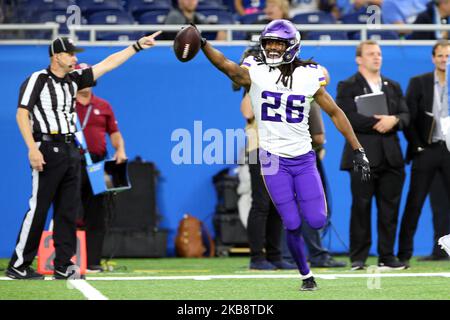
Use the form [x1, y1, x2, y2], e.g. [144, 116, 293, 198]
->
[0, 45, 438, 258]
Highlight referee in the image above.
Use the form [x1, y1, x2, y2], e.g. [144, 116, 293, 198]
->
[6, 32, 161, 280]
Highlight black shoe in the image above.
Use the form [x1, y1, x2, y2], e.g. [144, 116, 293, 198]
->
[310, 258, 347, 268]
[378, 259, 406, 270]
[417, 255, 450, 262]
[5, 266, 44, 280]
[270, 260, 297, 270]
[53, 264, 84, 280]
[300, 276, 318, 291]
[399, 260, 410, 269]
[350, 261, 366, 271]
[249, 260, 277, 270]
[86, 265, 104, 273]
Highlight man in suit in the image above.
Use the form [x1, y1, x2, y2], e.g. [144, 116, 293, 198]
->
[398, 40, 450, 266]
[336, 40, 410, 271]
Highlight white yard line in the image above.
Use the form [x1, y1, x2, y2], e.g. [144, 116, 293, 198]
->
[67, 279, 108, 300]
[78, 272, 450, 281]
[1, 272, 450, 282]
[0, 277, 108, 300]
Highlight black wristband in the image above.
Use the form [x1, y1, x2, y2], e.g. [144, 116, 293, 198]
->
[133, 41, 143, 53]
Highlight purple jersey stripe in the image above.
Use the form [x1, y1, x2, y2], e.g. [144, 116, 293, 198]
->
[319, 77, 326, 81]
[242, 62, 251, 67]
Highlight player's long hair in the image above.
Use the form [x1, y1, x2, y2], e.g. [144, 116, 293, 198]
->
[251, 54, 318, 89]
[276, 57, 318, 89]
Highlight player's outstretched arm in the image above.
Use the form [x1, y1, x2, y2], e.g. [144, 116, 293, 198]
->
[92, 31, 162, 81]
[314, 87, 360, 149]
[314, 86, 370, 181]
[201, 40, 251, 91]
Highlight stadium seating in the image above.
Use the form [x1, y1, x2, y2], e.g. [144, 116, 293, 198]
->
[221, 0, 236, 14]
[12, 0, 75, 23]
[291, 11, 337, 24]
[88, 9, 135, 24]
[29, 10, 71, 39]
[340, 10, 372, 41]
[19, 4, 91, 40]
[76, 0, 125, 16]
[19, 0, 75, 11]
[198, 9, 236, 40]
[137, 10, 170, 24]
[127, 0, 172, 18]
[306, 31, 348, 41]
[197, 0, 227, 11]
[367, 30, 400, 40]
[290, 12, 339, 42]
[87, 10, 141, 41]
[97, 32, 142, 40]
[347, 30, 400, 40]
[238, 12, 266, 24]
[340, 11, 369, 24]
[234, 13, 265, 40]
[200, 9, 235, 24]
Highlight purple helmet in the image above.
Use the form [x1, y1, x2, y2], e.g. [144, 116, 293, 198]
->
[260, 19, 301, 67]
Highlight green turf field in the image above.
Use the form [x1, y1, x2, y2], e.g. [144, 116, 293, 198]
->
[1, 257, 450, 300]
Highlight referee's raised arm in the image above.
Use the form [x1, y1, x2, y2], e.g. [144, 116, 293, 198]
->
[92, 30, 162, 81]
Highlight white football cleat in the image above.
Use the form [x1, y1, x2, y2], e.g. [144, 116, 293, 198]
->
[438, 235, 450, 256]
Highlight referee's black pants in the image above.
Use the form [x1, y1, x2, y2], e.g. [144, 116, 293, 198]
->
[398, 142, 450, 261]
[349, 162, 405, 263]
[9, 140, 81, 270]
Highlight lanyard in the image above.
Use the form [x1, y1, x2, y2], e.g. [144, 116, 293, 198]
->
[81, 104, 93, 130]
[75, 105, 94, 166]
[447, 61, 450, 116]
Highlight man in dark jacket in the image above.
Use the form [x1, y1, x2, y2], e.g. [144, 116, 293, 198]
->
[398, 40, 450, 266]
[336, 40, 410, 271]
[411, 0, 450, 40]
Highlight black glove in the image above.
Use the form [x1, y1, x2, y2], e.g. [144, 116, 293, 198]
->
[353, 148, 371, 182]
[189, 23, 207, 48]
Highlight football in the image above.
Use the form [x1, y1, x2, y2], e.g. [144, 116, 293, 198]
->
[173, 25, 201, 62]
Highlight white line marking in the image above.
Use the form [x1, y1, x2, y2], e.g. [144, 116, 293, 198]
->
[67, 280, 108, 300]
[83, 272, 450, 281]
[1, 273, 450, 282]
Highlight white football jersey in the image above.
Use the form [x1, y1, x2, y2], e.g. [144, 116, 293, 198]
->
[242, 55, 326, 158]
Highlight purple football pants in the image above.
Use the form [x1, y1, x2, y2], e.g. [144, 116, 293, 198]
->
[260, 149, 327, 276]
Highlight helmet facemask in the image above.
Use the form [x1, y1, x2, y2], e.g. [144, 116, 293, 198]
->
[260, 19, 301, 67]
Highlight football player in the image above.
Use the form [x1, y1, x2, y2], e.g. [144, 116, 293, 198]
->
[439, 234, 450, 257]
[195, 19, 370, 291]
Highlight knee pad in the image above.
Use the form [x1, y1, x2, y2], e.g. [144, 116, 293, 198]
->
[306, 212, 328, 230]
[283, 216, 302, 232]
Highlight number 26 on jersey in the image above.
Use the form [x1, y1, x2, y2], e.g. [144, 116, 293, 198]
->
[261, 91, 306, 123]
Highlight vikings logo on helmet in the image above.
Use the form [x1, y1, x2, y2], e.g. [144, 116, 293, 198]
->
[259, 19, 301, 67]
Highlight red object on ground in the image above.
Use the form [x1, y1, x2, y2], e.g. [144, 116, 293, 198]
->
[37, 230, 87, 275]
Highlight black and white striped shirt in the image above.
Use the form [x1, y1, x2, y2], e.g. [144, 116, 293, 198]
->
[18, 67, 94, 134]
